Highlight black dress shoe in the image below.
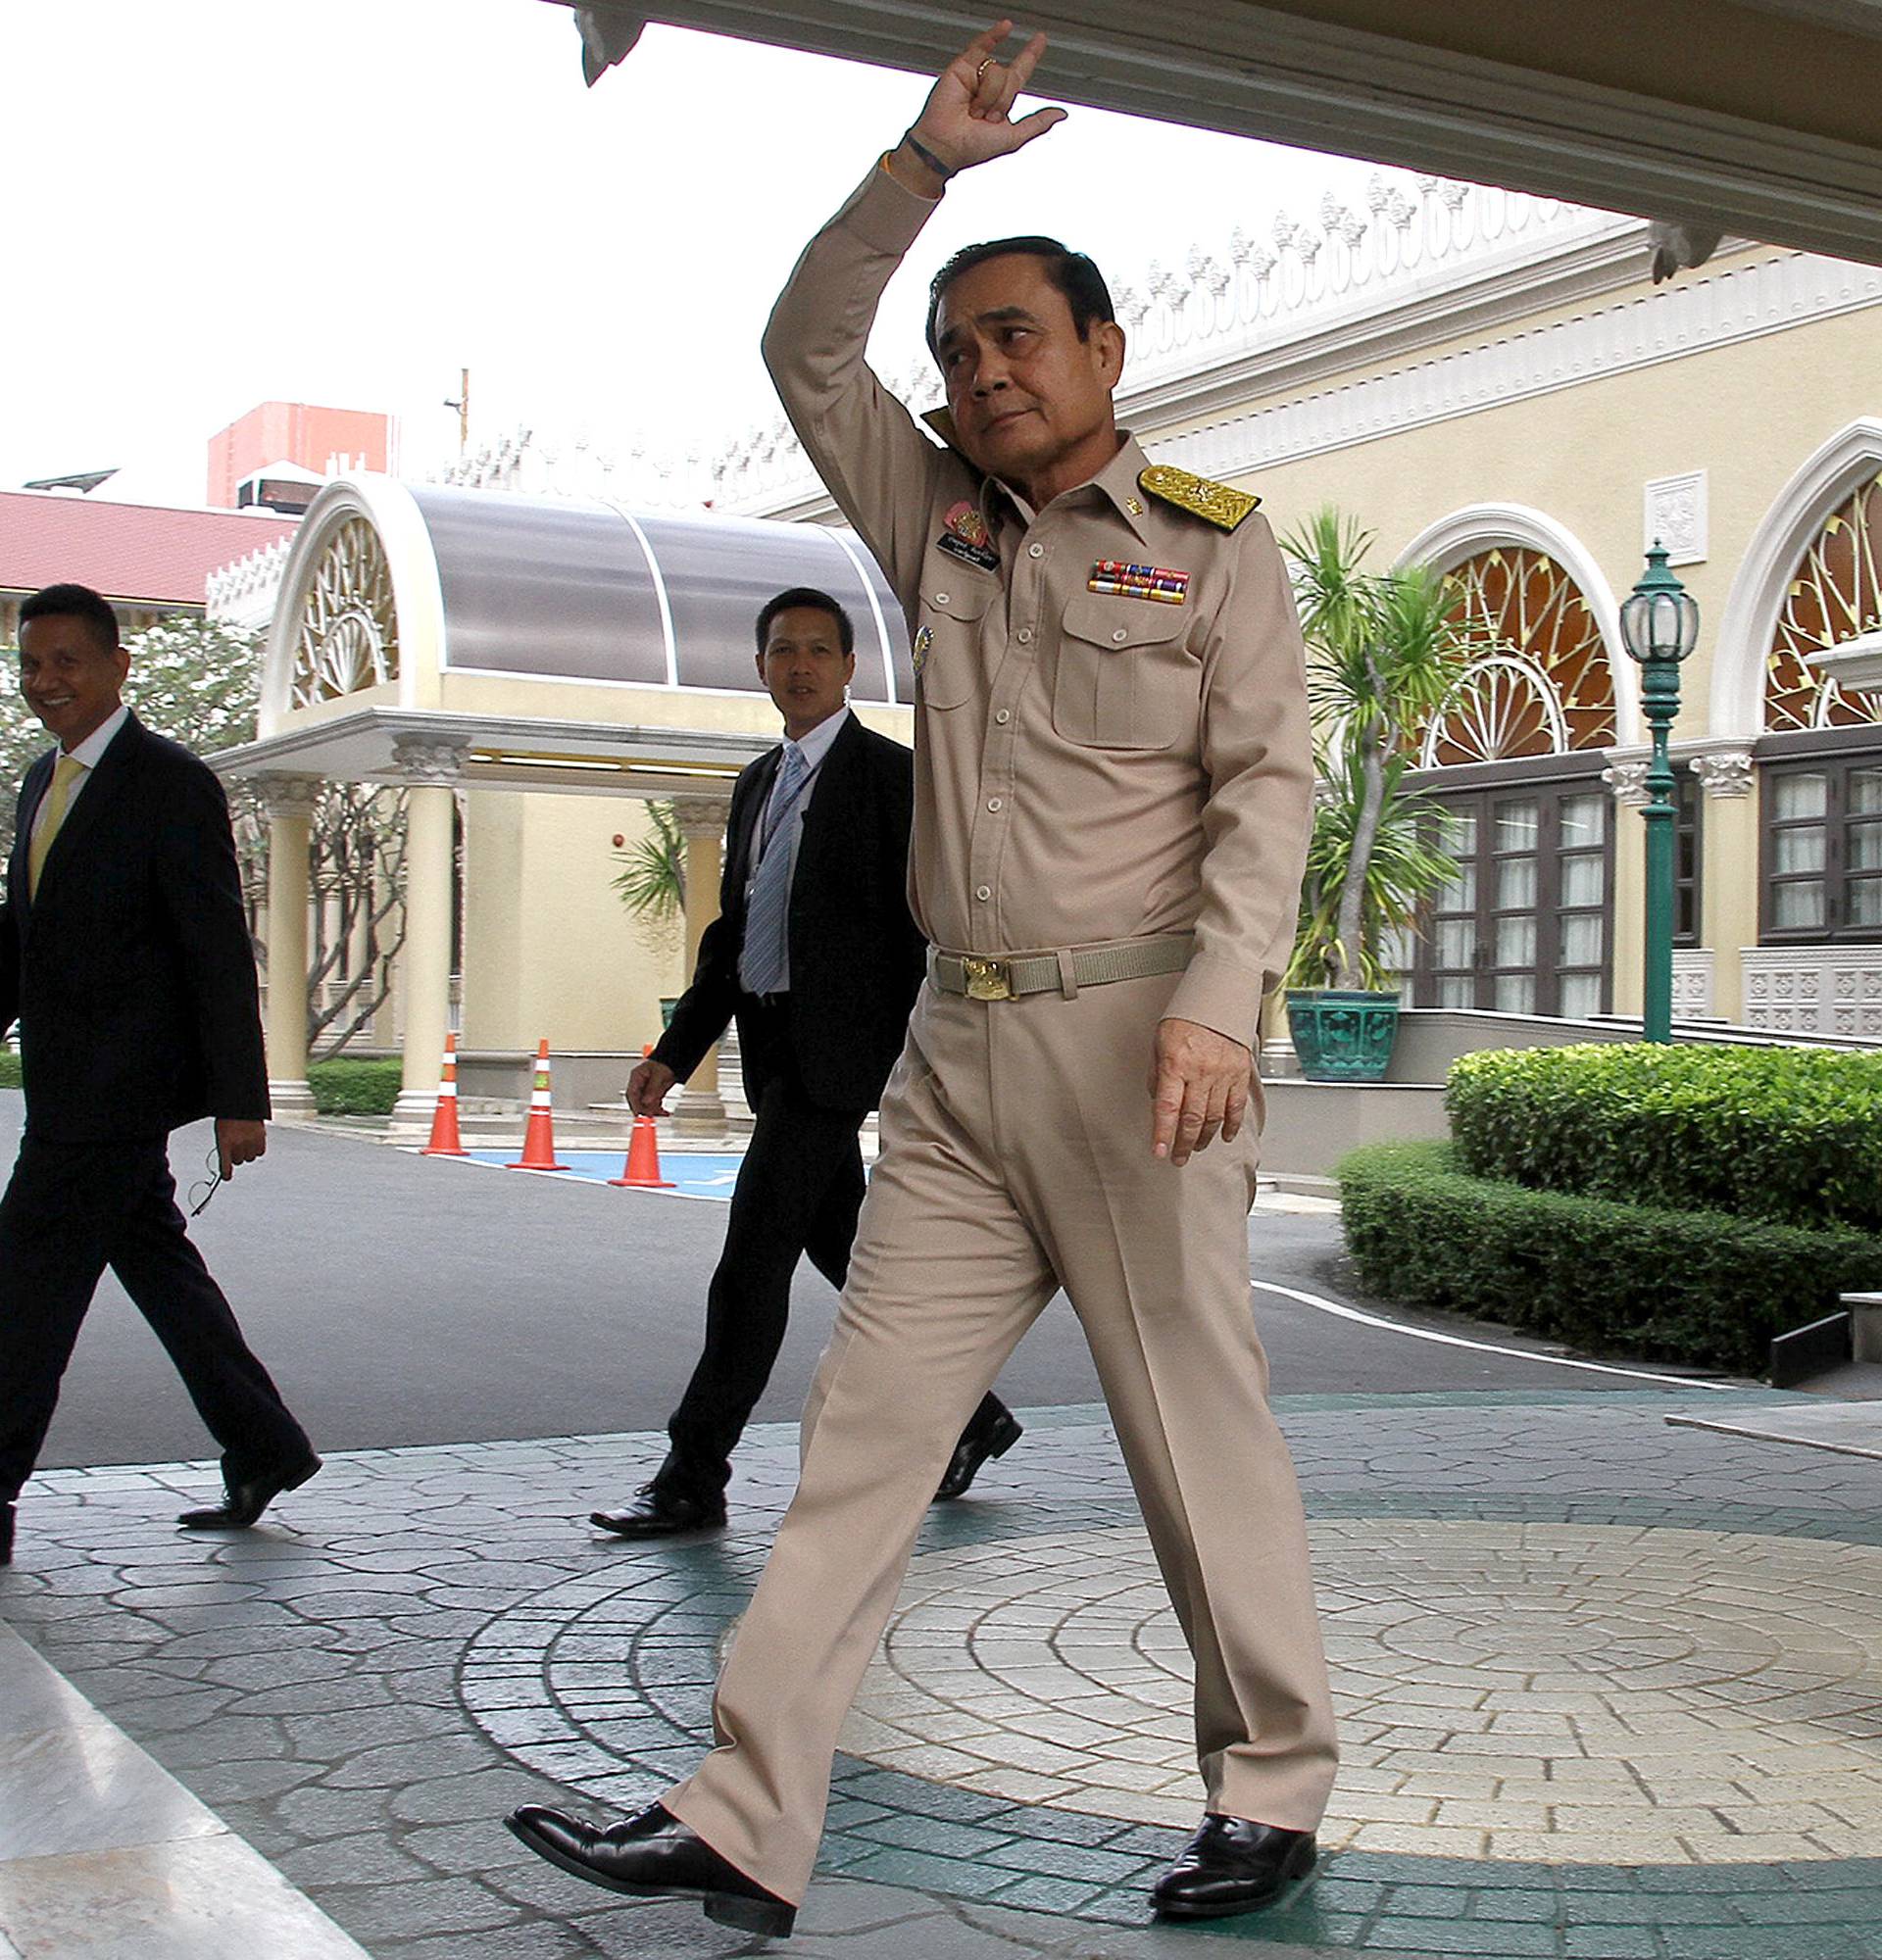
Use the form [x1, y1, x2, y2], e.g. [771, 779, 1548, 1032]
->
[934, 1409, 1023, 1501]
[1151, 1815, 1317, 1920]
[590, 1485, 726, 1539]
[176, 1454, 322, 1531]
[506, 1800, 795, 1937]
[0, 1502, 13, 1567]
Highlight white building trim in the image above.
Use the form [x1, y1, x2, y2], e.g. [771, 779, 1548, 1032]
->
[1709, 416, 1882, 738]
[1397, 503, 1640, 749]
[1157, 251, 1882, 492]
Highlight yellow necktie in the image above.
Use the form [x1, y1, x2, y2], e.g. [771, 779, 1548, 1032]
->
[27, 754, 86, 900]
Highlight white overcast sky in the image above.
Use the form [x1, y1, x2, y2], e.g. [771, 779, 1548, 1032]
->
[2, 0, 1393, 506]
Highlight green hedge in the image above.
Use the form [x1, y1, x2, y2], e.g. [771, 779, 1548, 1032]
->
[0, 1051, 399, 1112]
[307, 1056, 403, 1117]
[1447, 1043, 1882, 1234]
[1338, 1141, 1882, 1375]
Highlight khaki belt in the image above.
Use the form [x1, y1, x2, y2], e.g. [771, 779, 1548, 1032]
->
[928, 933, 1193, 1002]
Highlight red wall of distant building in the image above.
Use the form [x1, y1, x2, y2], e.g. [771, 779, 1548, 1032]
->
[208, 402, 390, 508]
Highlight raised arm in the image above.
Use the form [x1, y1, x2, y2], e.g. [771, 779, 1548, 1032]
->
[760, 24, 1065, 603]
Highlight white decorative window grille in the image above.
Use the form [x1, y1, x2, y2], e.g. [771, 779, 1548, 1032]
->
[1422, 548, 1617, 765]
[292, 516, 400, 707]
[1765, 472, 1882, 731]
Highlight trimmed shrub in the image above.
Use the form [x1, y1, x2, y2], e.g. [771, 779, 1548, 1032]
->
[0, 1048, 19, 1090]
[1338, 1141, 1882, 1375]
[307, 1056, 403, 1117]
[1448, 1043, 1882, 1233]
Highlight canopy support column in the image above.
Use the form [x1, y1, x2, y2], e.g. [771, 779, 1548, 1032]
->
[257, 773, 322, 1119]
[390, 738, 467, 1139]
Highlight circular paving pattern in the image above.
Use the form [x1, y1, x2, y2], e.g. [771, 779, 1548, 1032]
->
[853, 1520, 1882, 1862]
[464, 1518, 1882, 1872]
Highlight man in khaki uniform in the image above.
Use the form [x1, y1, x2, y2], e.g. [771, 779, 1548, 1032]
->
[509, 24, 1337, 1937]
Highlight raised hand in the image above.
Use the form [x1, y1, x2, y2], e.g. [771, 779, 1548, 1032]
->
[899, 21, 1066, 187]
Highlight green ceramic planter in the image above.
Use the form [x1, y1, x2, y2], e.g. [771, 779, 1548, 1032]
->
[1285, 989, 1402, 1083]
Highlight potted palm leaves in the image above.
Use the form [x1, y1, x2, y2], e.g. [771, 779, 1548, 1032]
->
[1280, 509, 1472, 1081]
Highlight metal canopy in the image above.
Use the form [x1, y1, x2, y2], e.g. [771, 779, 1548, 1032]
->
[547, 0, 1882, 267]
[215, 476, 913, 798]
[409, 483, 911, 703]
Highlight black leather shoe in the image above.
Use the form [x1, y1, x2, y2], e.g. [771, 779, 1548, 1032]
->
[176, 1454, 322, 1531]
[506, 1800, 795, 1937]
[590, 1485, 726, 1539]
[1151, 1815, 1317, 1920]
[934, 1409, 1023, 1501]
[0, 1502, 13, 1567]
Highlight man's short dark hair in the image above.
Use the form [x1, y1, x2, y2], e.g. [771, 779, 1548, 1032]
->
[925, 237, 1115, 358]
[19, 582, 122, 655]
[756, 587, 854, 658]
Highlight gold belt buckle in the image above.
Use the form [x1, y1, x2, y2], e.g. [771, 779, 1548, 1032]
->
[961, 956, 1013, 1002]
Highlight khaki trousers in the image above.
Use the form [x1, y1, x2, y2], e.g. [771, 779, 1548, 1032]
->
[665, 970, 1338, 1903]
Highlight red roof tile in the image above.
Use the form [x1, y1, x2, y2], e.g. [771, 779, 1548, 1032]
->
[0, 491, 298, 607]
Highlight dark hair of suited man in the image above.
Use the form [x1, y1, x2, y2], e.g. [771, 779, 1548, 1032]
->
[19, 582, 121, 654]
[755, 587, 855, 657]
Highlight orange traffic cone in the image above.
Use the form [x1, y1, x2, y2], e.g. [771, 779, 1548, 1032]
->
[421, 1032, 468, 1156]
[611, 1113, 675, 1189]
[506, 1039, 568, 1171]
[612, 1043, 675, 1188]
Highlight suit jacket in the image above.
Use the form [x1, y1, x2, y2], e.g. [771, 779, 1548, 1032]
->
[0, 711, 270, 1144]
[655, 711, 925, 1114]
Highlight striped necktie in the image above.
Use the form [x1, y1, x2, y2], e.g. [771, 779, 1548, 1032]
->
[28, 754, 85, 900]
[738, 744, 811, 997]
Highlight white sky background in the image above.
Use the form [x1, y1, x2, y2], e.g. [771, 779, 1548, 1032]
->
[2, 0, 1395, 505]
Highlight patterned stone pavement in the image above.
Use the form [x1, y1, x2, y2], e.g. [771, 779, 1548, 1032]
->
[5, 1391, 1882, 1959]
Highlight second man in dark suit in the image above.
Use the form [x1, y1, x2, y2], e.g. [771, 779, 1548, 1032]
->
[591, 587, 1020, 1540]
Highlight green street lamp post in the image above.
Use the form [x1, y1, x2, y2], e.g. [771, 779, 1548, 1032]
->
[1619, 541, 1702, 1043]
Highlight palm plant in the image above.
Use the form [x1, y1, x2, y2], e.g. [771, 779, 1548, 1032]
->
[1281, 508, 1474, 992]
[612, 800, 686, 942]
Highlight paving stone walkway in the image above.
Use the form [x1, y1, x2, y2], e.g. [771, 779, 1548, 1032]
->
[5, 1390, 1882, 1959]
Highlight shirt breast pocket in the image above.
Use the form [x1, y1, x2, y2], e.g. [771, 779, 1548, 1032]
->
[914, 571, 994, 711]
[1051, 593, 1198, 752]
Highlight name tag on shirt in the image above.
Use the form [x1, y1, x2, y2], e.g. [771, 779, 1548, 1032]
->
[938, 532, 1001, 574]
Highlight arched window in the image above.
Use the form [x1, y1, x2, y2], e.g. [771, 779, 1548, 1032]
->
[1397, 535, 1624, 1020]
[1422, 547, 1618, 764]
[1762, 470, 1882, 733]
[292, 514, 401, 708]
[1758, 470, 1882, 951]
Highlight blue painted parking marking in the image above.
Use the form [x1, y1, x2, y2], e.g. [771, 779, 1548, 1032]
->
[460, 1149, 743, 1200]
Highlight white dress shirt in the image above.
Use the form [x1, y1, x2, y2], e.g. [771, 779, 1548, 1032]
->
[742, 705, 850, 996]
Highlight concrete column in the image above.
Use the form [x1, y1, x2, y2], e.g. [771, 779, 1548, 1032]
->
[1602, 750, 1652, 1023]
[669, 794, 731, 1139]
[389, 737, 468, 1137]
[256, 773, 322, 1120]
[1691, 741, 1758, 1023]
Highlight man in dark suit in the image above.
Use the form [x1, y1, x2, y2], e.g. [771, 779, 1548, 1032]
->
[590, 586, 1020, 1540]
[0, 583, 319, 1568]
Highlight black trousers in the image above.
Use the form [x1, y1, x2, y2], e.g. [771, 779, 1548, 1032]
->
[0, 1133, 312, 1507]
[663, 1004, 1009, 1498]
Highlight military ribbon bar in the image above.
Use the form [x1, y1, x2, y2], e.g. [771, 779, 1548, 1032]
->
[1087, 560, 1189, 605]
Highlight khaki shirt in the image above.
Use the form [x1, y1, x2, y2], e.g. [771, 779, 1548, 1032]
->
[763, 163, 1314, 1046]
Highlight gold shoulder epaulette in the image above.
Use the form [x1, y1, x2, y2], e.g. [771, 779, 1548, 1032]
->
[1138, 464, 1261, 533]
